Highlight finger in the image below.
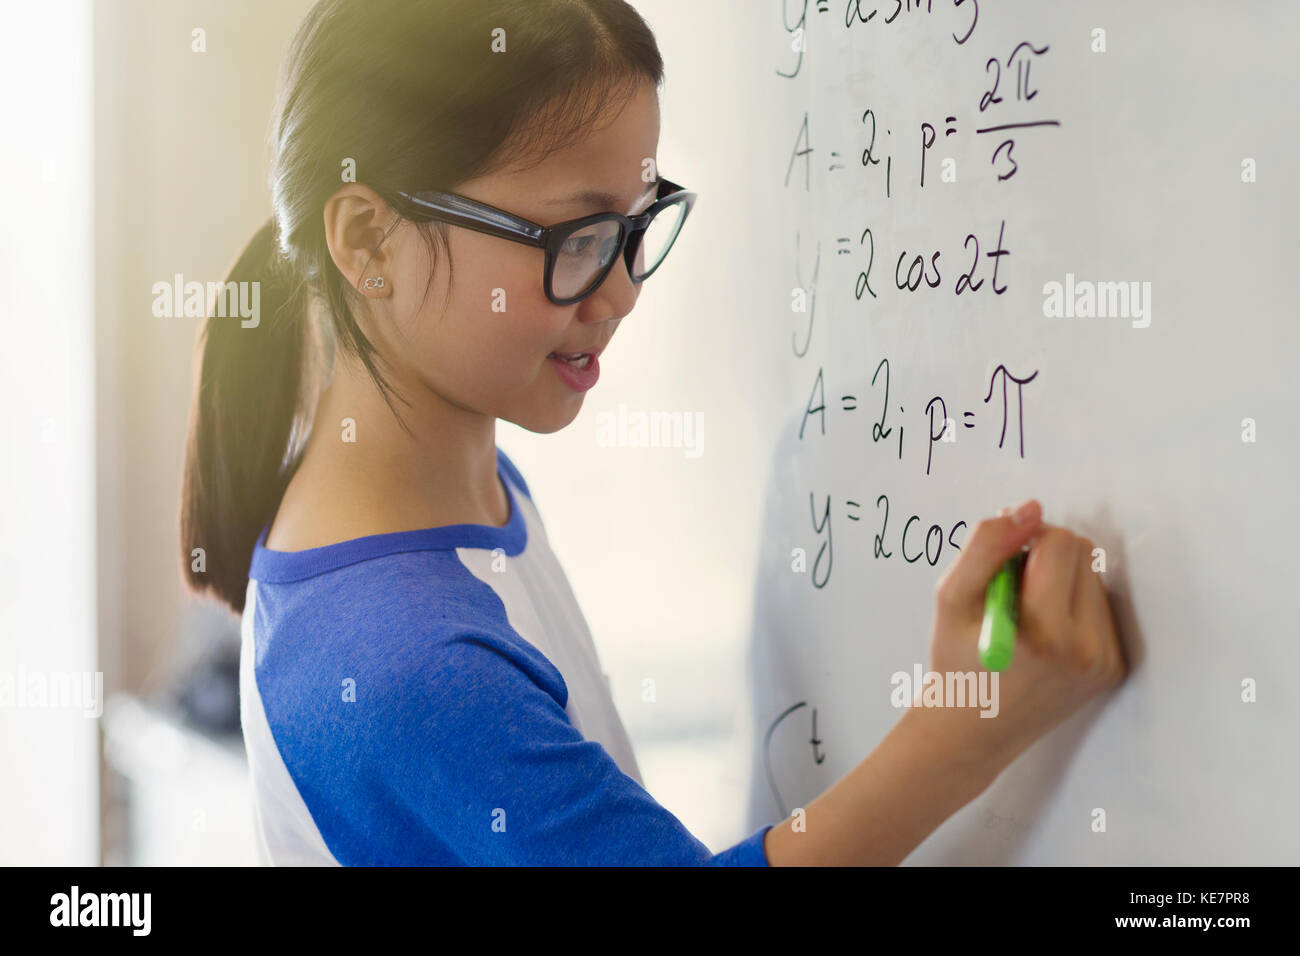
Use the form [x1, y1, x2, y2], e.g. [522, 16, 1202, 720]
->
[1070, 535, 1095, 619]
[1019, 526, 1081, 653]
[1068, 535, 1102, 668]
[1075, 559, 1125, 680]
[935, 499, 1043, 617]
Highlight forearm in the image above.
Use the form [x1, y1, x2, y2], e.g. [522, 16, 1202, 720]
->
[762, 706, 996, 866]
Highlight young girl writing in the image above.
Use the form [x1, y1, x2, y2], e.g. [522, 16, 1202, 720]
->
[180, 0, 1126, 866]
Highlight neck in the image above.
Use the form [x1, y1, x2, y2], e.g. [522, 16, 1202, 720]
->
[301, 349, 505, 527]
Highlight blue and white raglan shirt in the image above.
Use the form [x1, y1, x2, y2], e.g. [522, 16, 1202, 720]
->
[239, 446, 773, 865]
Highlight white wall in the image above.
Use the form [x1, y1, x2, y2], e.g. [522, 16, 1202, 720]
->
[0, 0, 98, 865]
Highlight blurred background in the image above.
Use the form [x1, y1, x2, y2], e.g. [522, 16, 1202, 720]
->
[0, 0, 778, 864]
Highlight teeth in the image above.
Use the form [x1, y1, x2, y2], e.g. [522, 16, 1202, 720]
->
[554, 353, 591, 368]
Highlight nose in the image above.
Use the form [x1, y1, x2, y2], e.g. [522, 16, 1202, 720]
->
[579, 243, 641, 320]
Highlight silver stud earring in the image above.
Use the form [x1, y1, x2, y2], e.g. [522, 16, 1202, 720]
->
[363, 276, 385, 290]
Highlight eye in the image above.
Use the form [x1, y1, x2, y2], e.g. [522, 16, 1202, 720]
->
[560, 234, 596, 257]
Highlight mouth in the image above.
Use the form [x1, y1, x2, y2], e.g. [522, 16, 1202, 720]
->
[547, 351, 595, 369]
[546, 347, 602, 391]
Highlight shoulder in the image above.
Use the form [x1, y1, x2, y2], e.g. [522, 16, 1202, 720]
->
[247, 557, 576, 853]
[246, 562, 578, 863]
[250, 552, 569, 719]
[251, 558, 572, 725]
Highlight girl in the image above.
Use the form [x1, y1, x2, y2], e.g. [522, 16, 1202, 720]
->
[180, 0, 1126, 866]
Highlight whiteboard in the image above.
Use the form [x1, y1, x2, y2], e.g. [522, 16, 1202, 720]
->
[735, 1, 1300, 863]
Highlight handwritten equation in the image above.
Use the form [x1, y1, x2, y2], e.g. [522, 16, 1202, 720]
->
[775, 2, 1054, 591]
[799, 358, 1040, 473]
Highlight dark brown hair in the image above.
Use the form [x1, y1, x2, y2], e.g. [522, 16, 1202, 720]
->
[180, 0, 663, 613]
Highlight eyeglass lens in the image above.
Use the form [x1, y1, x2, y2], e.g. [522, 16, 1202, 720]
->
[552, 219, 624, 300]
[551, 201, 689, 301]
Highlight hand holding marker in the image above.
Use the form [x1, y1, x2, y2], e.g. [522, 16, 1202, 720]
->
[925, 499, 1128, 787]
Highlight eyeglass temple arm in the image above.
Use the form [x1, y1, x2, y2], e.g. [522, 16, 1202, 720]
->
[393, 177, 687, 243]
[392, 190, 545, 245]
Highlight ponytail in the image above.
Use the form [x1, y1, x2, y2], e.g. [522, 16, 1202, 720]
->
[179, 217, 309, 614]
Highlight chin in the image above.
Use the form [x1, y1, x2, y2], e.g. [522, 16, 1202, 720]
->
[510, 401, 584, 435]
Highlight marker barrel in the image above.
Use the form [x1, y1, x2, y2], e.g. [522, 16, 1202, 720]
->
[978, 552, 1025, 671]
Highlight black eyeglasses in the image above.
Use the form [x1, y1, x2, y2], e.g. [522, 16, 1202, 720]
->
[388, 176, 697, 306]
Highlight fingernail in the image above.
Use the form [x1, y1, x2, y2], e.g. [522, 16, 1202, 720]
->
[1010, 500, 1038, 525]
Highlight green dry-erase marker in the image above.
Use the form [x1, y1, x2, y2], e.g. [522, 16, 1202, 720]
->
[978, 550, 1026, 671]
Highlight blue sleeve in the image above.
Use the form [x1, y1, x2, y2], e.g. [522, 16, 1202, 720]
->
[385, 632, 773, 866]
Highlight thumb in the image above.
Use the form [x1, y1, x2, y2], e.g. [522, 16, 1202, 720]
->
[936, 499, 1043, 615]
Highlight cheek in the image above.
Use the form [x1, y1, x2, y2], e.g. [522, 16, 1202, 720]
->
[459, 237, 566, 344]
[423, 238, 567, 390]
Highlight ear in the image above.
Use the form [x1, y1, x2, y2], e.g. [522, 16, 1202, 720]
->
[322, 184, 396, 298]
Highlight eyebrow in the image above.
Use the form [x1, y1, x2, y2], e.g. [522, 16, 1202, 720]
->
[545, 180, 659, 213]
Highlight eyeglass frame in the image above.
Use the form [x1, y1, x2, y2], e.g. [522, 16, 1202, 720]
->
[386, 176, 697, 306]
